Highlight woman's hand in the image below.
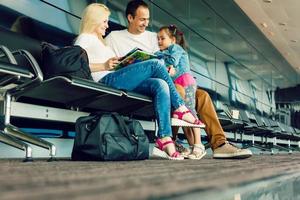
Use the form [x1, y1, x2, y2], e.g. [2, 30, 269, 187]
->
[105, 57, 119, 70]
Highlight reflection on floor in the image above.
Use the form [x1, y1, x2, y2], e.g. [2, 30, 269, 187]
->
[174, 171, 300, 200]
[0, 154, 300, 200]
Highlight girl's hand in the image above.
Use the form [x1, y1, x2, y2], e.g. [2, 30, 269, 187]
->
[168, 66, 176, 76]
[105, 57, 119, 70]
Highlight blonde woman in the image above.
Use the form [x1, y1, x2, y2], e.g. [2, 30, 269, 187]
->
[75, 3, 202, 160]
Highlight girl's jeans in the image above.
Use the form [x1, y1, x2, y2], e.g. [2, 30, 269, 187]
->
[100, 59, 184, 137]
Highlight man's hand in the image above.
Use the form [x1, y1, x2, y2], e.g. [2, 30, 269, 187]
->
[105, 57, 120, 70]
[168, 66, 176, 76]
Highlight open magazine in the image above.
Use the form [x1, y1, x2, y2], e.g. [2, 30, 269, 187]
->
[113, 48, 157, 71]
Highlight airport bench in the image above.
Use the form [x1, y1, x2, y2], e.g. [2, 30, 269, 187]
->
[0, 27, 156, 160]
[0, 45, 36, 161]
[0, 27, 205, 160]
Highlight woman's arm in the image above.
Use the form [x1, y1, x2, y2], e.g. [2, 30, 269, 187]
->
[90, 57, 119, 72]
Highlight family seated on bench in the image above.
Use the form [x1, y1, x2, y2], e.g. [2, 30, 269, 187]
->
[1, 0, 252, 160]
[74, 1, 252, 160]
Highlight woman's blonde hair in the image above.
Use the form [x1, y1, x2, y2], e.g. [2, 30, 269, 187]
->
[79, 3, 110, 38]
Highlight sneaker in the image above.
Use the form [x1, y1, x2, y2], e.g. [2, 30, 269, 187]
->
[188, 144, 206, 160]
[213, 141, 252, 159]
[175, 141, 191, 158]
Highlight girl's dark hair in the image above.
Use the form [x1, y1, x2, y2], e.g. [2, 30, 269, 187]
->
[160, 25, 187, 50]
[126, 0, 149, 19]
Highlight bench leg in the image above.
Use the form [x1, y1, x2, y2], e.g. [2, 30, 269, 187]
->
[0, 130, 33, 162]
[4, 124, 56, 160]
[272, 144, 292, 154]
[242, 140, 274, 154]
[4, 93, 56, 160]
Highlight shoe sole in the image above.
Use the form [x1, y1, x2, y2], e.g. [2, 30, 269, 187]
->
[213, 153, 252, 159]
[171, 118, 206, 128]
[181, 154, 191, 159]
[151, 147, 184, 160]
[188, 151, 207, 160]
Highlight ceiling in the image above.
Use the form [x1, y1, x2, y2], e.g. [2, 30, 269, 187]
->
[234, 0, 300, 80]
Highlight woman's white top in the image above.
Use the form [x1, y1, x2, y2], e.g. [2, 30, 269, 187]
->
[74, 33, 115, 81]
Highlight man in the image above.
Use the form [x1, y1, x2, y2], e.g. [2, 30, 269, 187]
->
[105, 0, 252, 159]
[105, 1, 158, 56]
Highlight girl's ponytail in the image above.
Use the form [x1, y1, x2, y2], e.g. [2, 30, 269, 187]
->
[160, 24, 187, 50]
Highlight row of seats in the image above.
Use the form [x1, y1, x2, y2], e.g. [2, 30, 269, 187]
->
[203, 60, 299, 151]
[0, 27, 156, 161]
[216, 103, 300, 153]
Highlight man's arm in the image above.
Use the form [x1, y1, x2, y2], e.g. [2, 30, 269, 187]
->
[150, 31, 159, 53]
[105, 32, 121, 57]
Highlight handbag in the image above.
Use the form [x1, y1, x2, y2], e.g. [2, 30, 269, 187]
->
[41, 42, 93, 80]
[71, 112, 149, 161]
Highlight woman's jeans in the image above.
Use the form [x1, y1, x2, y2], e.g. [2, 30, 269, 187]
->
[100, 59, 185, 138]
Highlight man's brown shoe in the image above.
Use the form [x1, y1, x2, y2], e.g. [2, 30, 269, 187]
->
[213, 141, 252, 159]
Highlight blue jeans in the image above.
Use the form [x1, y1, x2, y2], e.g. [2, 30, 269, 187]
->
[100, 59, 185, 137]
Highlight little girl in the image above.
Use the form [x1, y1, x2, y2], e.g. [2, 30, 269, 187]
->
[156, 25, 206, 160]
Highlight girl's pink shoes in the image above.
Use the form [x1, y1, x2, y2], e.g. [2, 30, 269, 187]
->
[171, 110, 205, 128]
[152, 138, 184, 160]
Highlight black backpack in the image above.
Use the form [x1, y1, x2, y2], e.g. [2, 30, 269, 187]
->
[41, 42, 93, 80]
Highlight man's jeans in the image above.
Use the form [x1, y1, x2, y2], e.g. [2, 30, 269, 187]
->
[100, 59, 184, 137]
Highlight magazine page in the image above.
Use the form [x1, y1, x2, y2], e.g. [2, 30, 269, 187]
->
[114, 48, 157, 70]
